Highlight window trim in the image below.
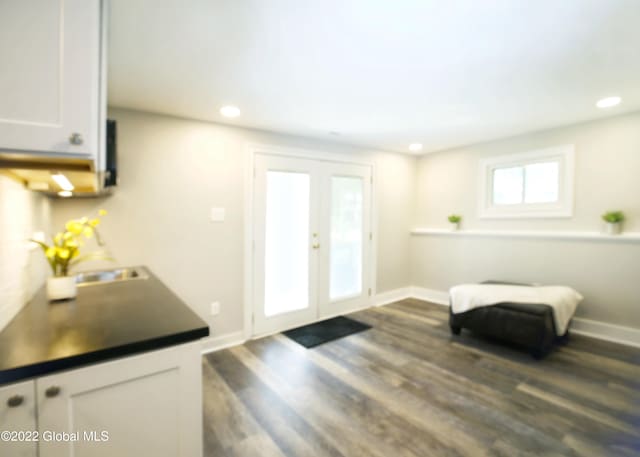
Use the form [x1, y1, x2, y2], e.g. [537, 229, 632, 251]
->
[478, 145, 575, 219]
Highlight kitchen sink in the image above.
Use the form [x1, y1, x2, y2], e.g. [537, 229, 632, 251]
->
[75, 266, 149, 286]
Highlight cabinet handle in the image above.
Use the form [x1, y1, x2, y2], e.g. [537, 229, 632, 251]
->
[69, 132, 83, 145]
[312, 243, 320, 249]
[7, 395, 24, 408]
[45, 386, 61, 398]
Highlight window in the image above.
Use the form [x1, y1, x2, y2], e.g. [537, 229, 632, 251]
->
[478, 145, 574, 218]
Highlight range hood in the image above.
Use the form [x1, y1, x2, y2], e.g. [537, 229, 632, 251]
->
[0, 120, 117, 198]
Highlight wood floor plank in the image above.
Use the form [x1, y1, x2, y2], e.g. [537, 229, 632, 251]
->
[231, 342, 427, 457]
[369, 304, 442, 326]
[202, 358, 285, 456]
[323, 335, 573, 455]
[202, 299, 640, 457]
[273, 333, 493, 457]
[516, 383, 639, 437]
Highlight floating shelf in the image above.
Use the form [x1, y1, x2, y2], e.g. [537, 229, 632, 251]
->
[410, 228, 640, 243]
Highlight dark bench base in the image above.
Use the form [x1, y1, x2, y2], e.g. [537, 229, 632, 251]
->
[449, 302, 569, 358]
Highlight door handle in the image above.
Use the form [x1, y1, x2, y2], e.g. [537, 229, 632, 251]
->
[7, 395, 24, 408]
[69, 132, 83, 145]
[45, 386, 61, 398]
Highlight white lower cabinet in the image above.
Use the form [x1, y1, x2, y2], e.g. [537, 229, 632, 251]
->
[0, 342, 202, 457]
[0, 380, 37, 457]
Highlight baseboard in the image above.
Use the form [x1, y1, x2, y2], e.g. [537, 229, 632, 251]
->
[571, 318, 640, 349]
[215, 288, 640, 351]
[409, 286, 449, 306]
[373, 287, 412, 307]
[201, 331, 246, 354]
[406, 286, 640, 349]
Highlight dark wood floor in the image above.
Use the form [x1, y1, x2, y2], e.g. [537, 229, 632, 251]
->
[203, 299, 640, 457]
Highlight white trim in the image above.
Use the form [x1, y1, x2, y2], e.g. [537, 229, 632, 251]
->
[243, 143, 255, 340]
[205, 287, 640, 351]
[201, 331, 246, 354]
[370, 160, 379, 300]
[410, 228, 640, 243]
[409, 286, 449, 305]
[373, 287, 412, 307]
[245, 142, 374, 166]
[478, 145, 575, 219]
[571, 318, 640, 349]
[251, 300, 376, 340]
[407, 286, 640, 348]
[243, 143, 377, 340]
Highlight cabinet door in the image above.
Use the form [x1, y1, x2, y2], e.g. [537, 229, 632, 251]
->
[37, 342, 202, 457]
[0, 0, 102, 157]
[0, 380, 37, 457]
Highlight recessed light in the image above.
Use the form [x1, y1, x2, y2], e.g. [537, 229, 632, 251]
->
[58, 190, 73, 198]
[51, 173, 74, 191]
[596, 96, 621, 109]
[220, 105, 241, 118]
[409, 143, 423, 152]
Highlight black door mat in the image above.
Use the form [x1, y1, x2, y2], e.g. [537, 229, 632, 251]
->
[283, 316, 371, 348]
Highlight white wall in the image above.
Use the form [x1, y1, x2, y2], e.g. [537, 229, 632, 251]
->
[0, 174, 51, 331]
[52, 109, 416, 337]
[411, 111, 640, 329]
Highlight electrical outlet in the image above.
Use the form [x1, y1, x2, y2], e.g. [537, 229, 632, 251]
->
[210, 301, 220, 316]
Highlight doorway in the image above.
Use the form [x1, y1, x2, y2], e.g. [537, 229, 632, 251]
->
[251, 152, 373, 336]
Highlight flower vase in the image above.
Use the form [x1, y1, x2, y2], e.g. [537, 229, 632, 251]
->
[47, 276, 77, 301]
[604, 222, 622, 235]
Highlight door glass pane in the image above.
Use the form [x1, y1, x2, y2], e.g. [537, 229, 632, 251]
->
[492, 166, 523, 205]
[330, 176, 363, 301]
[264, 171, 310, 316]
[524, 161, 559, 203]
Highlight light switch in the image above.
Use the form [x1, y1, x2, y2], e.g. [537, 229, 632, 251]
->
[210, 207, 225, 222]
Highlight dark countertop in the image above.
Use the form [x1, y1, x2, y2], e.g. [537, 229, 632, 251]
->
[0, 267, 209, 386]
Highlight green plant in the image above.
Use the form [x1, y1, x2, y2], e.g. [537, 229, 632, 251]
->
[601, 211, 625, 224]
[448, 214, 462, 224]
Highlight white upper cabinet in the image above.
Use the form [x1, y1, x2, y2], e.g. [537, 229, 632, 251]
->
[0, 0, 104, 159]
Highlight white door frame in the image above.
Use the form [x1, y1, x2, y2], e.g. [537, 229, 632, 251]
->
[243, 143, 378, 339]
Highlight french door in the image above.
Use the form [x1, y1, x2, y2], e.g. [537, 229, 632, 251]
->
[252, 153, 372, 336]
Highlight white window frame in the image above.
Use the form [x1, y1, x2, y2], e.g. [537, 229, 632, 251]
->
[478, 145, 575, 219]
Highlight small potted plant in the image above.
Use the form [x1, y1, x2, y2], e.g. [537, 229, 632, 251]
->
[448, 214, 462, 231]
[601, 210, 624, 235]
[31, 210, 112, 301]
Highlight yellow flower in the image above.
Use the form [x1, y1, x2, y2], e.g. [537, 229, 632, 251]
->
[89, 218, 100, 228]
[65, 220, 84, 235]
[98, 209, 108, 216]
[63, 231, 74, 240]
[83, 227, 93, 238]
[45, 247, 56, 259]
[53, 232, 64, 244]
[65, 239, 78, 248]
[57, 247, 70, 259]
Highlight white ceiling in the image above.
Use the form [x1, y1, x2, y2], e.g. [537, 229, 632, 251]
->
[108, 0, 640, 154]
